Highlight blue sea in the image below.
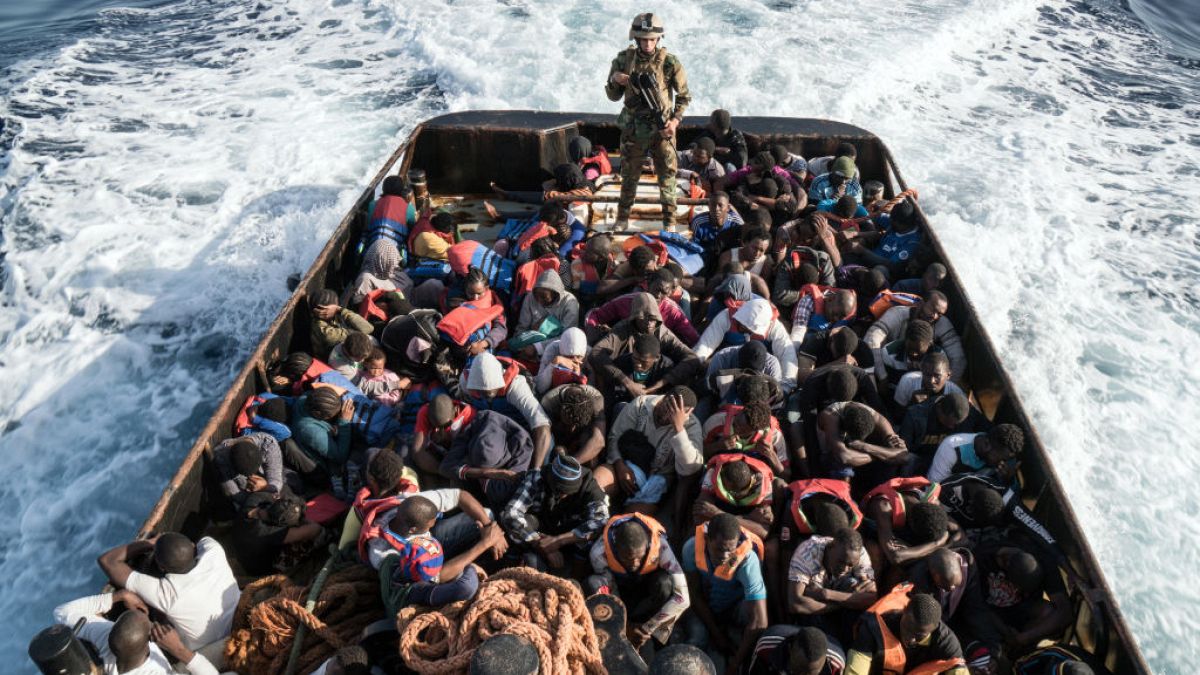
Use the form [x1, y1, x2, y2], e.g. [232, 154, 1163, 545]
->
[1, 0, 1198, 671]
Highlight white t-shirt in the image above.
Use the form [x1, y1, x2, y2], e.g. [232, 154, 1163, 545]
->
[53, 592, 219, 675]
[893, 373, 964, 408]
[126, 537, 241, 651]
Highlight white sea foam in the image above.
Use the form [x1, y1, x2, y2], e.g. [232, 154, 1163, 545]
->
[1, 0, 1197, 670]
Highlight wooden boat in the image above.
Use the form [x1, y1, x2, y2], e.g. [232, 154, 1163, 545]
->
[110, 111, 1148, 673]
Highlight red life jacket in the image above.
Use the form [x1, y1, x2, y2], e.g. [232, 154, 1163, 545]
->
[436, 291, 505, 347]
[233, 394, 271, 436]
[703, 454, 774, 507]
[621, 236, 670, 268]
[785, 479, 864, 536]
[353, 483, 419, 562]
[570, 245, 613, 296]
[693, 522, 764, 581]
[869, 289, 923, 319]
[788, 247, 826, 286]
[406, 212, 455, 252]
[358, 288, 394, 322]
[861, 477, 941, 529]
[865, 583, 967, 675]
[548, 363, 588, 388]
[797, 283, 844, 331]
[513, 221, 556, 255]
[513, 256, 562, 302]
[602, 513, 665, 576]
[291, 358, 334, 395]
[579, 149, 613, 177]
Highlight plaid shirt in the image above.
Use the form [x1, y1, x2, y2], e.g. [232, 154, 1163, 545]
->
[500, 469, 609, 543]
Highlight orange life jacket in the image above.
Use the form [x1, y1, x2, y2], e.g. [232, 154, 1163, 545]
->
[513, 256, 562, 302]
[436, 292, 505, 347]
[693, 522, 764, 581]
[353, 483, 419, 562]
[704, 454, 774, 507]
[861, 477, 941, 529]
[786, 479, 864, 536]
[602, 513, 666, 576]
[513, 221, 556, 255]
[621, 236, 670, 268]
[233, 394, 272, 436]
[291, 358, 334, 395]
[869, 289, 923, 319]
[865, 583, 967, 675]
[358, 288, 394, 323]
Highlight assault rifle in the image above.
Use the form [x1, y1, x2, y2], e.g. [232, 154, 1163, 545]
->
[630, 70, 671, 131]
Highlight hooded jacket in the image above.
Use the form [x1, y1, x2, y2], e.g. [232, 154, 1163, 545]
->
[517, 269, 580, 334]
[588, 293, 702, 390]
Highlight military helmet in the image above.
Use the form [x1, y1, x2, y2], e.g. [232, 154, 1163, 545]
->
[629, 13, 664, 40]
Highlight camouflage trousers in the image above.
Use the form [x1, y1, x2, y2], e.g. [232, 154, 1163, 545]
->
[618, 112, 678, 228]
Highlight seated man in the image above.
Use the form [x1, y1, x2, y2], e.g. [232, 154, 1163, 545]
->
[976, 541, 1072, 657]
[678, 136, 726, 191]
[807, 156, 862, 203]
[681, 514, 769, 675]
[694, 298, 800, 393]
[894, 352, 964, 411]
[907, 547, 1002, 667]
[410, 211, 457, 262]
[564, 233, 617, 310]
[515, 267, 579, 336]
[697, 108, 749, 170]
[864, 291, 965, 382]
[437, 268, 507, 359]
[701, 400, 788, 476]
[461, 352, 552, 467]
[939, 473, 1062, 558]
[845, 586, 967, 675]
[693, 452, 778, 539]
[595, 244, 661, 299]
[898, 392, 990, 474]
[51, 593, 219, 674]
[705, 341, 782, 395]
[500, 452, 608, 571]
[927, 424, 1025, 484]
[212, 433, 288, 509]
[440, 409, 535, 509]
[231, 493, 323, 576]
[873, 319, 937, 395]
[589, 293, 703, 395]
[97, 532, 240, 656]
[1014, 644, 1113, 675]
[785, 528, 877, 626]
[542, 382, 607, 464]
[689, 191, 744, 268]
[844, 199, 921, 280]
[748, 625, 846, 675]
[374, 495, 508, 614]
[328, 332, 374, 380]
[892, 261, 947, 297]
[595, 388, 704, 517]
[790, 286, 858, 356]
[716, 226, 774, 282]
[772, 245, 837, 318]
[866, 498, 953, 583]
[308, 289, 374, 360]
[817, 401, 910, 489]
[585, 269, 698, 345]
[603, 333, 675, 408]
[407, 393, 474, 475]
[586, 513, 690, 650]
[807, 142, 858, 180]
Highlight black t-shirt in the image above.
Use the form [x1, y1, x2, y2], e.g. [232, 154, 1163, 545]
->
[231, 493, 289, 576]
[797, 365, 886, 419]
[852, 612, 963, 673]
[607, 352, 674, 406]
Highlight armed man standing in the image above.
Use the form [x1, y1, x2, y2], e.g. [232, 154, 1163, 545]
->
[605, 13, 691, 232]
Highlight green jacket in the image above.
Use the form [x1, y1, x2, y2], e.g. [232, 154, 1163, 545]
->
[310, 308, 373, 359]
[605, 47, 690, 121]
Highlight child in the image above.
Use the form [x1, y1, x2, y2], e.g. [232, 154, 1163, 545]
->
[328, 332, 374, 380]
[355, 348, 405, 407]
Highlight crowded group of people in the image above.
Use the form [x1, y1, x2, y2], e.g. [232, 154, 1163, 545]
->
[47, 104, 1110, 675]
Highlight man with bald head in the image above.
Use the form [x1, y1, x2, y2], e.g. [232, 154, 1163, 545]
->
[789, 285, 858, 354]
[864, 290, 966, 381]
[52, 588, 220, 673]
[98, 531, 241, 659]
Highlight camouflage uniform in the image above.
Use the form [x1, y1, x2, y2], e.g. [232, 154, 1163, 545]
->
[605, 46, 691, 229]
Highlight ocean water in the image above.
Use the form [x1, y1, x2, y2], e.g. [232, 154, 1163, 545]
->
[1, 0, 1197, 671]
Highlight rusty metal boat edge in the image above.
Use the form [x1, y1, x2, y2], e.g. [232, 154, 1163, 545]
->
[127, 111, 1151, 674]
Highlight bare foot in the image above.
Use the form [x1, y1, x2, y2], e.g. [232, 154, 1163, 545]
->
[483, 200, 500, 221]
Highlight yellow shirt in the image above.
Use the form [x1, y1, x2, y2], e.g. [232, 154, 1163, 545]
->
[413, 232, 451, 260]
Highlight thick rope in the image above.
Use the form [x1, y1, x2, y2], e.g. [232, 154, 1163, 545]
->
[396, 567, 605, 675]
[225, 565, 384, 675]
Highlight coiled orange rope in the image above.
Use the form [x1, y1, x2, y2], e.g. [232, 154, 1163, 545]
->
[396, 567, 605, 675]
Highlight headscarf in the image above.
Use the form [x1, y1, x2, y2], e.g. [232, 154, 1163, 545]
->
[364, 239, 402, 280]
